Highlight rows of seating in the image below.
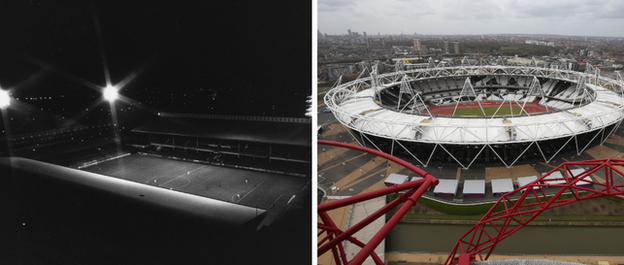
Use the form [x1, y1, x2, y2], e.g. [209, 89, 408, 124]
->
[379, 85, 429, 112]
[146, 134, 310, 168]
[142, 144, 309, 176]
[398, 75, 586, 111]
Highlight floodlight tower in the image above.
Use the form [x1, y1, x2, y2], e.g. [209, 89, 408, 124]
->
[103, 85, 119, 102]
[0, 89, 13, 157]
[103, 85, 122, 154]
[0, 89, 10, 109]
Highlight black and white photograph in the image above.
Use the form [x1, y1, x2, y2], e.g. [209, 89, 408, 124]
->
[0, 1, 312, 264]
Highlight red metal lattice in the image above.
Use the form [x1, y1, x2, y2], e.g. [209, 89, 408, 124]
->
[317, 140, 438, 265]
[446, 159, 624, 265]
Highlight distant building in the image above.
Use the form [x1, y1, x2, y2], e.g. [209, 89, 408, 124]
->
[454, 41, 459, 54]
[444, 40, 449, 54]
[348, 29, 351, 36]
[328, 64, 355, 80]
[544, 58, 579, 71]
[413, 39, 422, 54]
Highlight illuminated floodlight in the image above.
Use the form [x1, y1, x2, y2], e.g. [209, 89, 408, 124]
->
[0, 89, 10, 108]
[103, 85, 119, 102]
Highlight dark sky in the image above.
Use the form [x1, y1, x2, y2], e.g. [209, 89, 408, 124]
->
[0, 1, 311, 117]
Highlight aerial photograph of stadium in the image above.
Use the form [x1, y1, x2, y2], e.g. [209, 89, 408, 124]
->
[317, 0, 624, 265]
[0, 2, 311, 264]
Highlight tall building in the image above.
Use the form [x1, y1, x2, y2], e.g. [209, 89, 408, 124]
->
[454, 41, 459, 54]
[363, 32, 367, 37]
[348, 29, 351, 36]
[444, 40, 449, 54]
[413, 39, 422, 54]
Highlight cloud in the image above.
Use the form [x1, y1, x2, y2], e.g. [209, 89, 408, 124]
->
[318, 0, 358, 13]
[318, 0, 624, 37]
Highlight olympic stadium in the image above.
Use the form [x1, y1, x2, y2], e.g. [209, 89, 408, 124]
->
[324, 57, 624, 169]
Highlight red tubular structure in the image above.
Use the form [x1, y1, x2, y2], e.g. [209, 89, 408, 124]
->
[446, 159, 624, 265]
[318, 140, 438, 265]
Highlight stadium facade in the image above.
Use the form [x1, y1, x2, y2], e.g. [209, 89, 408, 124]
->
[325, 57, 624, 169]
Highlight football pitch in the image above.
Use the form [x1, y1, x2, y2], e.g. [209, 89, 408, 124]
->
[453, 106, 525, 116]
[81, 154, 309, 210]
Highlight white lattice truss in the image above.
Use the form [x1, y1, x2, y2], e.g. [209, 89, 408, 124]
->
[325, 58, 624, 169]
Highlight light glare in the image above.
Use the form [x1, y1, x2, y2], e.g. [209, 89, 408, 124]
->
[0, 90, 10, 108]
[103, 85, 118, 101]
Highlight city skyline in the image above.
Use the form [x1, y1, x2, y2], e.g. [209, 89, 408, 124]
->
[318, 0, 624, 38]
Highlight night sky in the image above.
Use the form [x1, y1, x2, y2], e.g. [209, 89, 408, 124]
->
[0, 1, 311, 119]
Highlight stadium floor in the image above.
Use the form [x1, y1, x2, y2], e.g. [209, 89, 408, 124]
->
[428, 100, 548, 115]
[81, 153, 308, 210]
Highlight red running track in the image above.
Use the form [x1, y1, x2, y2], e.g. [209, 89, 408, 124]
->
[427, 100, 549, 115]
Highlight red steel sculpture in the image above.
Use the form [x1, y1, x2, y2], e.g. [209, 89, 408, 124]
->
[317, 140, 439, 265]
[446, 158, 624, 265]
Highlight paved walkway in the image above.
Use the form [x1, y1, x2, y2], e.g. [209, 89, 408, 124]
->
[318, 120, 624, 205]
[318, 119, 624, 264]
[318, 178, 388, 265]
[385, 253, 624, 265]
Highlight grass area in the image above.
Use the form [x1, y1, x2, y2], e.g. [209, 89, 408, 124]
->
[500, 47, 519, 50]
[398, 212, 624, 223]
[387, 193, 624, 223]
[388, 194, 500, 216]
[318, 91, 327, 100]
[453, 106, 524, 116]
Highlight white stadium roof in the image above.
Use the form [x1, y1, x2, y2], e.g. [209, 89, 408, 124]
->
[334, 83, 623, 145]
[326, 61, 624, 169]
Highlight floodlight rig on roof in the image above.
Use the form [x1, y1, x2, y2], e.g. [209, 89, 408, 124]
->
[521, 76, 549, 113]
[453, 77, 486, 116]
[0, 89, 10, 109]
[103, 85, 119, 102]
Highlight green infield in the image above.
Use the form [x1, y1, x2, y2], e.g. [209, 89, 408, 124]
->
[453, 106, 524, 116]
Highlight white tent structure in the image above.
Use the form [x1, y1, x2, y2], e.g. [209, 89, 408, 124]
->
[463, 179, 485, 197]
[569, 168, 593, 187]
[384, 173, 409, 187]
[491, 178, 514, 196]
[517, 175, 539, 193]
[434, 179, 459, 197]
[542, 171, 566, 185]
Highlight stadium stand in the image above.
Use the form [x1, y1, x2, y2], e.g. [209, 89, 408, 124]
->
[132, 114, 311, 176]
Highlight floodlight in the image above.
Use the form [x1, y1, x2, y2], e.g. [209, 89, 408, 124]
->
[103, 85, 119, 102]
[0, 90, 10, 108]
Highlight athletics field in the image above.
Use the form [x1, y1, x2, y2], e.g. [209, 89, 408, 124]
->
[81, 154, 309, 210]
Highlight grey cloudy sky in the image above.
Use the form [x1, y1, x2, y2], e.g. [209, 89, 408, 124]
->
[317, 0, 624, 37]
